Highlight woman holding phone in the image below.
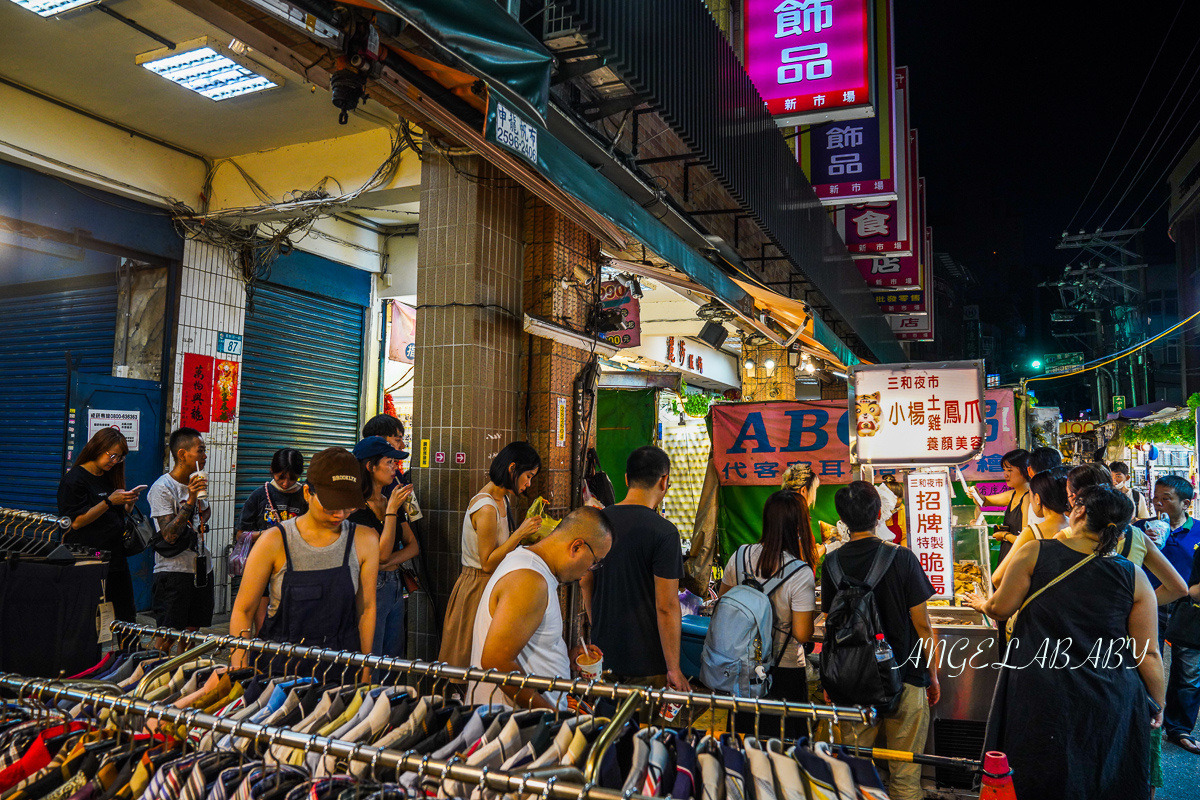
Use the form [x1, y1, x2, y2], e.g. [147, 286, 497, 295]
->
[57, 427, 143, 621]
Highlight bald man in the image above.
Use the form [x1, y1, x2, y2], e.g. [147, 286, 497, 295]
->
[469, 506, 614, 709]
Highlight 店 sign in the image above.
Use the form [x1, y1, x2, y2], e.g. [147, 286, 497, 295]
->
[743, 0, 879, 127]
[850, 361, 986, 466]
[87, 410, 140, 452]
[905, 470, 952, 598]
[711, 401, 851, 486]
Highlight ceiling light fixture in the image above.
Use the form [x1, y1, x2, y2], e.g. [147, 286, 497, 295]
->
[744, 360, 755, 371]
[10, 0, 99, 17]
[136, 37, 283, 101]
[764, 359, 776, 371]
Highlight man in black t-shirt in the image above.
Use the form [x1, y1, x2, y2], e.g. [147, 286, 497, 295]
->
[582, 446, 691, 695]
[822, 480, 939, 800]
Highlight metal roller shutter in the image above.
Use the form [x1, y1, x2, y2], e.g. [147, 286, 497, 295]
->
[236, 282, 365, 511]
[0, 280, 117, 512]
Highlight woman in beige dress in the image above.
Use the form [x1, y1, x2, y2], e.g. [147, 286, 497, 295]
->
[438, 441, 543, 667]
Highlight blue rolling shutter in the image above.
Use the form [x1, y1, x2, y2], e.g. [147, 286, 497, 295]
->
[236, 282, 366, 512]
[0, 280, 116, 512]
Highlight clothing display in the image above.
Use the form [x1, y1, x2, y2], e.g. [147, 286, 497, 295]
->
[0, 621, 912, 800]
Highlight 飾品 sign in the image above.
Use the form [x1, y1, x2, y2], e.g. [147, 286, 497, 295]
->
[87, 409, 140, 452]
[905, 469, 952, 598]
[711, 400, 851, 486]
[849, 360, 986, 466]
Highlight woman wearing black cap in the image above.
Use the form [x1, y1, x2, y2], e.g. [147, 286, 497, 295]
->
[350, 436, 419, 660]
[229, 447, 380, 671]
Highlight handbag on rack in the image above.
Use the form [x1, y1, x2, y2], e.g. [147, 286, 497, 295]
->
[122, 506, 154, 557]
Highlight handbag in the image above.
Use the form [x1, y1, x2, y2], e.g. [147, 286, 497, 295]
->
[1006, 552, 1096, 637]
[228, 482, 279, 577]
[583, 448, 616, 507]
[122, 506, 154, 557]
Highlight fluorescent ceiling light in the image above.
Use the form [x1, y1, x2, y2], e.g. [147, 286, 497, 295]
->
[524, 314, 619, 358]
[136, 38, 282, 101]
[10, 0, 99, 16]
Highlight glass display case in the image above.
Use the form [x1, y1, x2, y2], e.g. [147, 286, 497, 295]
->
[948, 505, 991, 608]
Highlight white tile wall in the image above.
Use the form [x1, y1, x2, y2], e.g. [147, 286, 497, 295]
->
[170, 240, 246, 614]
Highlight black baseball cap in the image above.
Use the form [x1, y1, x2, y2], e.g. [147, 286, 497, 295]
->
[352, 435, 409, 461]
[307, 448, 365, 510]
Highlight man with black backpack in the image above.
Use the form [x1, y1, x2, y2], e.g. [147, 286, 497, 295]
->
[821, 481, 939, 800]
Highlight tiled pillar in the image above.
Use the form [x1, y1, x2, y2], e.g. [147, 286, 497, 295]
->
[412, 150, 524, 611]
[522, 198, 602, 517]
[170, 240, 247, 614]
[741, 341, 795, 401]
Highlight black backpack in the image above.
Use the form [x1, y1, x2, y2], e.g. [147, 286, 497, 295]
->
[819, 543, 904, 713]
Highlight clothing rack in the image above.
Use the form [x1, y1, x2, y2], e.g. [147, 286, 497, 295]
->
[111, 621, 877, 727]
[0, 671, 654, 800]
[0, 506, 74, 559]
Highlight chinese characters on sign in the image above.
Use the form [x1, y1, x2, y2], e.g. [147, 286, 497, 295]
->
[493, 103, 537, 163]
[850, 362, 985, 466]
[87, 410, 140, 452]
[743, 0, 874, 125]
[960, 389, 1018, 481]
[180, 353, 214, 434]
[211, 359, 240, 424]
[599, 281, 641, 348]
[711, 401, 851, 486]
[664, 336, 705, 375]
[906, 471, 952, 598]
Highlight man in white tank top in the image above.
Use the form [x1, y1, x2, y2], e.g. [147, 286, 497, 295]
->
[470, 507, 614, 709]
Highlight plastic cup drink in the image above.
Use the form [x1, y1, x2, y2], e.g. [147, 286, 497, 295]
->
[194, 470, 208, 500]
[577, 649, 602, 680]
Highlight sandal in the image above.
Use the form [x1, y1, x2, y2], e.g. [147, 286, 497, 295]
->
[1170, 734, 1200, 754]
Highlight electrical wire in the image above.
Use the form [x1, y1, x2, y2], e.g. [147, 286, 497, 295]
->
[1026, 309, 1200, 383]
[1068, 0, 1187, 232]
[1115, 106, 1200, 231]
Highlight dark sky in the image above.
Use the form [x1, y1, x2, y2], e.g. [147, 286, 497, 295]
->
[895, 1, 1200, 345]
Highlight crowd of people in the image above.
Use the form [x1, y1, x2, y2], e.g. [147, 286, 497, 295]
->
[56, 419, 1200, 799]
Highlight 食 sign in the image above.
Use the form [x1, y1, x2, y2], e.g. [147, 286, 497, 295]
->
[849, 360, 986, 466]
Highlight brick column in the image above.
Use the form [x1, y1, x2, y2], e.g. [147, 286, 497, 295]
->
[412, 151, 524, 612]
[741, 341, 795, 401]
[522, 198, 602, 517]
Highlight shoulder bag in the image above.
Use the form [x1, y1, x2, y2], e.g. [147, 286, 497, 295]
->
[1006, 551, 1096, 637]
[122, 505, 154, 557]
[227, 482, 278, 577]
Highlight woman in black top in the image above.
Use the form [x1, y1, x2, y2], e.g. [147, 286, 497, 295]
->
[56, 428, 143, 621]
[349, 436, 417, 658]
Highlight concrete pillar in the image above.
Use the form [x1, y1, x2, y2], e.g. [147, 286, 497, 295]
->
[741, 341, 795, 401]
[412, 150, 524, 614]
[522, 198, 602, 517]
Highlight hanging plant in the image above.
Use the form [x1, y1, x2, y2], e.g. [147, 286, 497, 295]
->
[1127, 418, 1195, 447]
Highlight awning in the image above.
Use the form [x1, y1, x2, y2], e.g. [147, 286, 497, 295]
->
[731, 279, 861, 369]
[484, 102, 756, 318]
[1107, 400, 1184, 422]
[374, 0, 552, 121]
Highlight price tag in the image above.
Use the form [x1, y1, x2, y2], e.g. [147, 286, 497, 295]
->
[97, 602, 115, 644]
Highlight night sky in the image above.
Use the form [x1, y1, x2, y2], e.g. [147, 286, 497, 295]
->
[895, 1, 1200, 355]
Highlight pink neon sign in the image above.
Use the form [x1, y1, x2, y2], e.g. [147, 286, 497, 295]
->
[743, 0, 872, 122]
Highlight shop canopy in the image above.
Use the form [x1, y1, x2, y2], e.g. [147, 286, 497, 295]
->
[372, 0, 552, 122]
[1106, 400, 1181, 422]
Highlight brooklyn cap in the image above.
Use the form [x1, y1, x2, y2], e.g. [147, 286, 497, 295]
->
[307, 447, 365, 510]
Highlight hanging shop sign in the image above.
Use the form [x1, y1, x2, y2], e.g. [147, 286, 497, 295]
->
[211, 359, 240, 424]
[599, 281, 641, 348]
[180, 353, 214, 434]
[961, 389, 1018, 481]
[799, 53, 899, 205]
[886, 218, 934, 341]
[849, 360, 986, 466]
[711, 400, 851, 486]
[389, 302, 417, 364]
[842, 122, 917, 260]
[1059, 420, 1098, 435]
[905, 469, 952, 598]
[872, 288, 923, 313]
[86, 410, 140, 452]
[744, 0, 883, 127]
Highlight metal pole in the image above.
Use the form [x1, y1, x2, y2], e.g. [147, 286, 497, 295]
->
[110, 621, 873, 725]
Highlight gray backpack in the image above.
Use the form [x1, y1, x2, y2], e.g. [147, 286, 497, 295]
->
[700, 545, 804, 697]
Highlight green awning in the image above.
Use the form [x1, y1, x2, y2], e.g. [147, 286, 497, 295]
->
[811, 314, 861, 367]
[485, 102, 755, 316]
[377, 0, 552, 121]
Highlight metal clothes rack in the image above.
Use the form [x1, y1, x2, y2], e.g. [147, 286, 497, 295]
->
[0, 672, 654, 800]
[111, 621, 877, 728]
[0, 507, 74, 559]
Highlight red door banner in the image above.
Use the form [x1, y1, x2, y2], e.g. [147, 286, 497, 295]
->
[180, 353, 214, 433]
[211, 359, 240, 424]
[711, 401, 852, 486]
